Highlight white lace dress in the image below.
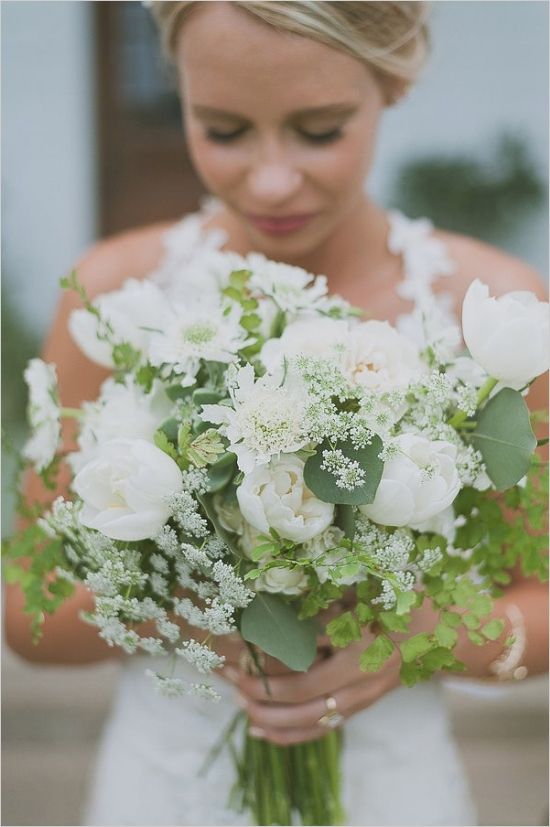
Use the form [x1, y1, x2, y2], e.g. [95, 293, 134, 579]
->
[82, 203, 478, 827]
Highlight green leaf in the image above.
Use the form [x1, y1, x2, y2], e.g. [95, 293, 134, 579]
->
[467, 630, 485, 646]
[239, 594, 318, 671]
[419, 646, 458, 671]
[360, 635, 394, 672]
[326, 610, 362, 648]
[378, 611, 410, 633]
[205, 453, 237, 493]
[193, 389, 224, 406]
[435, 623, 458, 648]
[462, 613, 480, 630]
[159, 417, 179, 443]
[399, 633, 435, 663]
[395, 590, 418, 615]
[355, 602, 374, 624]
[481, 618, 505, 640]
[303, 436, 384, 505]
[440, 610, 462, 628]
[471, 388, 537, 490]
[243, 568, 262, 581]
[154, 430, 178, 461]
[399, 661, 421, 687]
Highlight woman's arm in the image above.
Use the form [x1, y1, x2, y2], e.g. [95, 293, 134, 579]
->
[4, 222, 171, 664]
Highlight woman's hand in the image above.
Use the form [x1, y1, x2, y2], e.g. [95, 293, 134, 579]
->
[221, 597, 441, 745]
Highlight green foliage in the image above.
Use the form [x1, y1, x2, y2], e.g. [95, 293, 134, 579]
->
[239, 593, 318, 672]
[2, 523, 74, 642]
[326, 610, 362, 648]
[390, 133, 545, 245]
[303, 437, 384, 505]
[297, 580, 343, 620]
[1, 289, 40, 429]
[454, 456, 548, 586]
[360, 634, 394, 672]
[471, 388, 537, 490]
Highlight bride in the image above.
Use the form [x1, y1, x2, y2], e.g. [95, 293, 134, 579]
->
[5, 3, 548, 825]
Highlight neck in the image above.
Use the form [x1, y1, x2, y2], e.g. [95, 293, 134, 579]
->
[287, 195, 391, 291]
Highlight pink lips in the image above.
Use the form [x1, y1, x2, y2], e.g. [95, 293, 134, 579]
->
[245, 212, 317, 235]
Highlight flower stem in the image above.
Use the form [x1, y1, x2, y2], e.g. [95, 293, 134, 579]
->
[59, 406, 84, 419]
[448, 376, 498, 429]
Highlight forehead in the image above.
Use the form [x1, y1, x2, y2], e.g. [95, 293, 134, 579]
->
[176, 2, 373, 113]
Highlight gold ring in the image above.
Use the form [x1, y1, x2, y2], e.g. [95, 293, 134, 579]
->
[318, 696, 344, 729]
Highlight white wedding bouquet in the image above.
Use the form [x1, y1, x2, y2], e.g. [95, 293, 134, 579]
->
[5, 250, 548, 826]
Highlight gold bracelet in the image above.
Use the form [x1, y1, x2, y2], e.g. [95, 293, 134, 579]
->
[488, 603, 528, 681]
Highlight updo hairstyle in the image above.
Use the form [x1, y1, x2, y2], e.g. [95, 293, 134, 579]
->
[149, 1, 431, 105]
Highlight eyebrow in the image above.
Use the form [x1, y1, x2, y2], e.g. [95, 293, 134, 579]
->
[190, 103, 358, 121]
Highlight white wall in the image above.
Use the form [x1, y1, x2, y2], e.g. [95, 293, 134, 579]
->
[1, 1, 97, 335]
[371, 0, 549, 275]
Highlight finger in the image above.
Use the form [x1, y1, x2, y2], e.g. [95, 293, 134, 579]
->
[238, 674, 385, 731]
[226, 648, 365, 704]
[249, 723, 330, 746]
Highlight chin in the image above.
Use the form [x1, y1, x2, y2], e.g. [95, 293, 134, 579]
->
[243, 221, 329, 264]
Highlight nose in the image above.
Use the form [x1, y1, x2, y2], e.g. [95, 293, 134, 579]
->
[246, 140, 303, 207]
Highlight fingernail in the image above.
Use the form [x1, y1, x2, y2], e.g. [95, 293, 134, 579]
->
[249, 726, 265, 739]
[224, 666, 239, 683]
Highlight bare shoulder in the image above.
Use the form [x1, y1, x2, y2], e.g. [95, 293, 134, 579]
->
[72, 219, 177, 301]
[432, 228, 548, 303]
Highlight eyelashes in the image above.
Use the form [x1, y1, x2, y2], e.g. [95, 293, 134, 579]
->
[204, 127, 344, 145]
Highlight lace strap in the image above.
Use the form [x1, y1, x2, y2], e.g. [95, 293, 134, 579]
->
[387, 210, 456, 306]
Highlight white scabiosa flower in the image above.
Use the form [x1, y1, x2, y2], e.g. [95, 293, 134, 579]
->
[22, 358, 61, 471]
[236, 454, 334, 543]
[68, 278, 170, 368]
[201, 364, 311, 473]
[360, 433, 460, 529]
[73, 438, 183, 541]
[342, 321, 425, 391]
[247, 253, 328, 315]
[148, 302, 249, 386]
[462, 279, 549, 390]
[68, 377, 173, 473]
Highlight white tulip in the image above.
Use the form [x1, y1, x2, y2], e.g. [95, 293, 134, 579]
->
[360, 433, 460, 528]
[462, 279, 549, 390]
[236, 455, 334, 544]
[73, 438, 183, 541]
[68, 279, 170, 368]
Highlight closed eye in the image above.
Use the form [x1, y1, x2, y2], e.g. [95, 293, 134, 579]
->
[204, 126, 344, 145]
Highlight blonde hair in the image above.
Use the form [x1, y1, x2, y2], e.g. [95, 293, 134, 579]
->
[149, 1, 431, 104]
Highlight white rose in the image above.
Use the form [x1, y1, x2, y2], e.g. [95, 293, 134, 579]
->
[360, 433, 460, 528]
[68, 279, 170, 368]
[236, 455, 334, 543]
[343, 321, 425, 391]
[73, 438, 183, 541]
[68, 377, 173, 473]
[255, 564, 308, 596]
[260, 317, 350, 373]
[462, 279, 549, 390]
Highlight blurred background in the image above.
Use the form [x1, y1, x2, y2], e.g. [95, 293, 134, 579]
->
[2, 1, 548, 825]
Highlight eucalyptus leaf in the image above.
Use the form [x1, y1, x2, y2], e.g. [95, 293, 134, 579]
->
[240, 594, 318, 671]
[303, 437, 384, 505]
[206, 453, 237, 493]
[471, 388, 537, 490]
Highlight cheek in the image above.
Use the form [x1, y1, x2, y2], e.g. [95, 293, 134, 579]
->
[307, 133, 374, 201]
[185, 126, 244, 194]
